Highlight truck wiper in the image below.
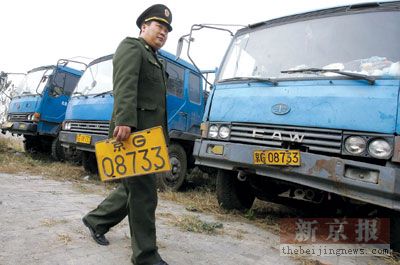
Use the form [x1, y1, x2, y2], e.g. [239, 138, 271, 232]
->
[21, 91, 36, 96]
[219, 77, 277, 85]
[281, 68, 375, 85]
[93, 90, 113, 98]
[72, 91, 84, 96]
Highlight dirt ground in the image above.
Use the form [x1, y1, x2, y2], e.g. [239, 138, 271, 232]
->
[0, 171, 395, 265]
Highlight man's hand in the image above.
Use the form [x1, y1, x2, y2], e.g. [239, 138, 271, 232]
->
[113, 125, 131, 142]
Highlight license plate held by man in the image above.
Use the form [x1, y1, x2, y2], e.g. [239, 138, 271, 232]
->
[253, 150, 301, 166]
[95, 126, 171, 181]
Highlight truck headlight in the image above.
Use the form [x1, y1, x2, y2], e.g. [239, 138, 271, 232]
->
[208, 125, 218, 138]
[218, 125, 230, 139]
[28, 114, 37, 121]
[344, 136, 366, 154]
[368, 139, 392, 159]
[63, 121, 71, 130]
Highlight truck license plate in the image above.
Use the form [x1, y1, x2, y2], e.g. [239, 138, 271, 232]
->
[95, 126, 171, 182]
[76, 134, 91, 144]
[253, 150, 301, 166]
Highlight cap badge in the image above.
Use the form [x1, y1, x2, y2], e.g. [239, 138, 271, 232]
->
[165, 9, 170, 17]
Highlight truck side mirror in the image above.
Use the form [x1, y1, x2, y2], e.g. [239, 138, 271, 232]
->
[176, 36, 195, 59]
[176, 37, 184, 59]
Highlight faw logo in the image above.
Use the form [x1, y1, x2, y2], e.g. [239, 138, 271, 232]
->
[252, 129, 305, 143]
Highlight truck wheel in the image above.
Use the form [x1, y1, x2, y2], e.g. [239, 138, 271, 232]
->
[216, 169, 255, 211]
[63, 147, 82, 165]
[23, 135, 42, 154]
[82, 151, 99, 175]
[157, 143, 187, 191]
[51, 138, 65, 161]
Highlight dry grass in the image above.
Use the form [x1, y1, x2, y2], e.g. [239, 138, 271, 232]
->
[384, 254, 400, 265]
[41, 218, 68, 227]
[159, 188, 220, 215]
[159, 189, 286, 235]
[291, 258, 331, 265]
[0, 136, 118, 196]
[1, 136, 94, 181]
[0, 137, 84, 180]
[169, 214, 223, 235]
[0, 135, 24, 151]
[57, 233, 72, 244]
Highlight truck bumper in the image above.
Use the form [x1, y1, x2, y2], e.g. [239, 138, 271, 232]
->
[0, 121, 37, 135]
[58, 131, 107, 152]
[193, 139, 400, 211]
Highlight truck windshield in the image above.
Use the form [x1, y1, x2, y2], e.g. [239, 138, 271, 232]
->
[17, 69, 53, 96]
[73, 59, 112, 96]
[218, 10, 400, 81]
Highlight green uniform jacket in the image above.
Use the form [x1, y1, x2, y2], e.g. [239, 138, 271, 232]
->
[109, 37, 169, 141]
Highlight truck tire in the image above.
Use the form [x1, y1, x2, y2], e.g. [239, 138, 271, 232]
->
[82, 151, 99, 175]
[63, 147, 82, 165]
[51, 138, 65, 161]
[216, 169, 255, 211]
[23, 135, 42, 154]
[157, 143, 187, 191]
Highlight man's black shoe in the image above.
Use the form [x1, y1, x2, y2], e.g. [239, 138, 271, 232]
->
[153, 260, 169, 265]
[82, 218, 109, 246]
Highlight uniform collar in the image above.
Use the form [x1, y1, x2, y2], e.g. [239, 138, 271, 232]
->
[138, 37, 157, 54]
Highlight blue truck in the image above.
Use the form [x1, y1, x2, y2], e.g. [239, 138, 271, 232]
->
[0, 60, 84, 160]
[0, 72, 26, 124]
[193, 1, 400, 216]
[59, 51, 208, 190]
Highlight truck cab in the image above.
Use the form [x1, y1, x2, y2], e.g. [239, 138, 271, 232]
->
[59, 50, 207, 190]
[0, 60, 83, 160]
[0, 72, 26, 125]
[194, 1, 400, 214]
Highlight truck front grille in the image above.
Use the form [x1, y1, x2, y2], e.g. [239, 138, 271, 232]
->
[230, 122, 343, 154]
[69, 120, 110, 135]
[8, 112, 32, 122]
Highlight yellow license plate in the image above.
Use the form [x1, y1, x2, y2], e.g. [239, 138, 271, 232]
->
[95, 126, 171, 182]
[19, 123, 26, 129]
[1, 121, 13, 129]
[76, 134, 91, 144]
[253, 150, 301, 166]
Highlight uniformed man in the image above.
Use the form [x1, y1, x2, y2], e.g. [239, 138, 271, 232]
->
[82, 4, 172, 265]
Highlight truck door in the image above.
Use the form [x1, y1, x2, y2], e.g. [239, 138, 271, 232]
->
[41, 71, 80, 124]
[166, 61, 187, 132]
[185, 72, 202, 134]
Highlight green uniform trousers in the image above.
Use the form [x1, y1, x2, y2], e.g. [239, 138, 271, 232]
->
[83, 174, 161, 265]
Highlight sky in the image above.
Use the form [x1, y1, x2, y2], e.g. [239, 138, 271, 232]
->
[0, 0, 387, 73]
